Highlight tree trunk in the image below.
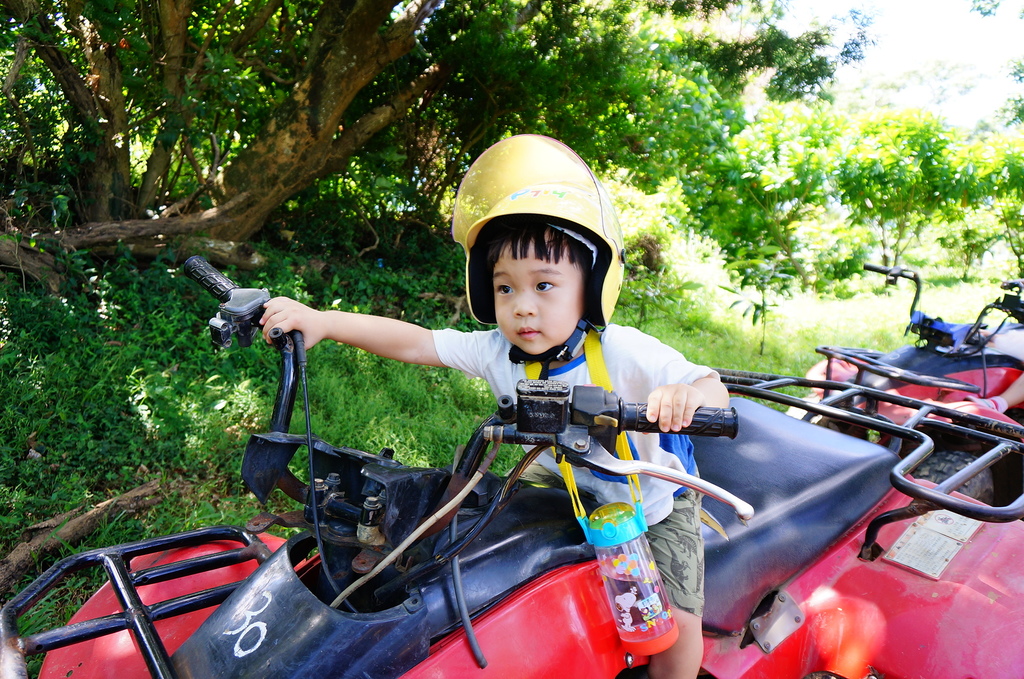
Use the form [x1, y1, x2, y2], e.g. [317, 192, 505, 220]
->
[207, 0, 443, 242]
[136, 0, 194, 214]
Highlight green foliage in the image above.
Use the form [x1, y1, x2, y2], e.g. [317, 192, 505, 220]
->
[302, 346, 500, 471]
[967, 133, 1024, 276]
[711, 101, 844, 290]
[935, 210, 1003, 279]
[612, 179, 709, 329]
[0, 250, 272, 544]
[721, 245, 794, 354]
[835, 110, 964, 266]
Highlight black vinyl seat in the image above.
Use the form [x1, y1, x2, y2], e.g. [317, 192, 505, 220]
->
[695, 398, 897, 636]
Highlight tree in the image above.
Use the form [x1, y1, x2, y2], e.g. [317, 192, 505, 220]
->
[834, 110, 961, 267]
[712, 101, 843, 290]
[1, 0, 852, 288]
[972, 132, 1024, 275]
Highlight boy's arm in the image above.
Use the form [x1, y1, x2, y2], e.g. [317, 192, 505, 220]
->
[646, 374, 729, 432]
[260, 297, 444, 367]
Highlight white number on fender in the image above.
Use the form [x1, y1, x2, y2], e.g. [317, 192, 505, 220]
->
[223, 591, 273, 657]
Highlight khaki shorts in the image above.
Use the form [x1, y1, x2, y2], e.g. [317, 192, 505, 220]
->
[519, 464, 705, 617]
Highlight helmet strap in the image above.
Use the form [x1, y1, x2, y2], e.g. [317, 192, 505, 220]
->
[508, 319, 591, 378]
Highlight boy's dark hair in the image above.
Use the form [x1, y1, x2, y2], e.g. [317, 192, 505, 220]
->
[483, 219, 592, 276]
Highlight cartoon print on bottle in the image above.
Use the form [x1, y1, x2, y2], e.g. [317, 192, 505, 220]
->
[588, 502, 679, 655]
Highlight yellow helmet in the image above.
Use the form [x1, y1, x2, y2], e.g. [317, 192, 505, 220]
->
[452, 134, 625, 326]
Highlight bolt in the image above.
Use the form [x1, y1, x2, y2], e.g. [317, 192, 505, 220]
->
[751, 622, 760, 631]
[764, 642, 772, 651]
[778, 593, 787, 602]
[795, 615, 802, 623]
[574, 439, 588, 450]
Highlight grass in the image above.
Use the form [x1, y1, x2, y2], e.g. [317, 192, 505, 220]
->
[654, 278, 1003, 378]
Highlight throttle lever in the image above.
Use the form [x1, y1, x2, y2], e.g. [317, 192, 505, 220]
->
[183, 255, 270, 348]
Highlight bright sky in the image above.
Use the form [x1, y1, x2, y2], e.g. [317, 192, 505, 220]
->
[780, 0, 1024, 128]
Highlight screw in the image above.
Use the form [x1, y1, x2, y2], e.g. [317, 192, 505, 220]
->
[751, 622, 760, 631]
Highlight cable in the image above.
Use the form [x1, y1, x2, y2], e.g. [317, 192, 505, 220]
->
[450, 513, 487, 668]
[370, 445, 544, 605]
[296, 331, 343, 600]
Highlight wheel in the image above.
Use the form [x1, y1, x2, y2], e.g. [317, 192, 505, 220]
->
[914, 448, 995, 505]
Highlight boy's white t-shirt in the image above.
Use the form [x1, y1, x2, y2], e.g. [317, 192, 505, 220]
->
[432, 323, 717, 525]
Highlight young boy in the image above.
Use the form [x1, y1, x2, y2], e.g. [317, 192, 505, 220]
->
[260, 135, 728, 679]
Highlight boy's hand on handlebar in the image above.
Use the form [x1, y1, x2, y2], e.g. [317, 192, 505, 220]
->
[646, 383, 707, 432]
[260, 297, 328, 348]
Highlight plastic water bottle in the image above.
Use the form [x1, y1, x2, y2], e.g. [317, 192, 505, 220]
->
[588, 502, 679, 656]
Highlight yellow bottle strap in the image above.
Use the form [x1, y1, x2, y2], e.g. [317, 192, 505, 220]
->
[524, 330, 643, 521]
[583, 330, 644, 506]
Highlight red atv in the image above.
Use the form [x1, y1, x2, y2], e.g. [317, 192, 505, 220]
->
[807, 263, 1024, 503]
[3, 259, 1024, 679]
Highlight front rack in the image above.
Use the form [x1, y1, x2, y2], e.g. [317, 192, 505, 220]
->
[1, 525, 274, 679]
[717, 369, 1024, 555]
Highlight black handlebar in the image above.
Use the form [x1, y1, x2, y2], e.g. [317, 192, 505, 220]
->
[863, 263, 889, 275]
[183, 255, 239, 303]
[622, 403, 739, 438]
[494, 381, 738, 449]
[863, 262, 919, 284]
[182, 256, 270, 349]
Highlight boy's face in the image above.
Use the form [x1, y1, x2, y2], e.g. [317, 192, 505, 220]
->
[492, 245, 586, 358]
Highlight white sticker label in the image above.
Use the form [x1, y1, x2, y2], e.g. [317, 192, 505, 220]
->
[883, 510, 982, 579]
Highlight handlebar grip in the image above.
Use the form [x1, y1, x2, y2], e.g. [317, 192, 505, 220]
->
[622, 405, 738, 439]
[183, 256, 239, 303]
[863, 263, 889, 275]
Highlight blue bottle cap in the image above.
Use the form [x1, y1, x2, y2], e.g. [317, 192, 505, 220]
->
[582, 502, 648, 547]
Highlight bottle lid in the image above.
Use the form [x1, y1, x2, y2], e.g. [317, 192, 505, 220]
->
[585, 502, 647, 547]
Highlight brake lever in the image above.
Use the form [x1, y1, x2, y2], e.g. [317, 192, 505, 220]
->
[482, 424, 754, 523]
[560, 443, 754, 522]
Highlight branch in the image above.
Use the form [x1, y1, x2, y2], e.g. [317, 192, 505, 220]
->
[229, 0, 286, 54]
[388, 0, 444, 45]
[187, 1, 233, 80]
[324, 62, 453, 175]
[90, 236, 267, 270]
[0, 236, 59, 292]
[0, 479, 162, 596]
[58, 191, 251, 249]
[14, 12, 99, 122]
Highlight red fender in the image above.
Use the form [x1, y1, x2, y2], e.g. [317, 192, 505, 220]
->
[405, 561, 641, 678]
[701, 489, 1024, 679]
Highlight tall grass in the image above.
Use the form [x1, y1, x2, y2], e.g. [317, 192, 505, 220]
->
[649, 277, 1001, 378]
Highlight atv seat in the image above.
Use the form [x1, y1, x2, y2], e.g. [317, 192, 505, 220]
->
[694, 398, 896, 637]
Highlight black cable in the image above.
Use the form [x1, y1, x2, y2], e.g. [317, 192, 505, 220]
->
[295, 331, 343, 600]
[373, 442, 536, 603]
[449, 513, 487, 668]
